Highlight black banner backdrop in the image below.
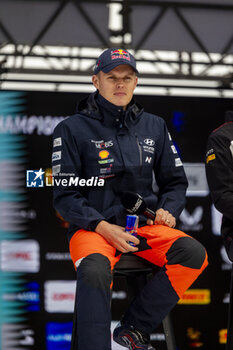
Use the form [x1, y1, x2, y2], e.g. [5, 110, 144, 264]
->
[0, 90, 232, 350]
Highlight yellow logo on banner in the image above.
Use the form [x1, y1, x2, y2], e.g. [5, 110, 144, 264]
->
[178, 289, 211, 304]
[219, 329, 227, 344]
[206, 154, 216, 163]
[187, 327, 203, 347]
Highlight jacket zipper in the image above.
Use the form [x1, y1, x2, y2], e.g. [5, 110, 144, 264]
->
[135, 134, 143, 175]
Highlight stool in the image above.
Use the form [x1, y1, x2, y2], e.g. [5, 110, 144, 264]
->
[114, 253, 176, 350]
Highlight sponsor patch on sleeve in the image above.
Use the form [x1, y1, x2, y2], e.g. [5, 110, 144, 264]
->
[175, 157, 183, 167]
[53, 137, 62, 147]
[171, 145, 177, 154]
[52, 151, 61, 162]
[52, 164, 61, 175]
[206, 154, 216, 164]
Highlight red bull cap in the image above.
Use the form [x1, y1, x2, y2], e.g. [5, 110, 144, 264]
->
[94, 48, 138, 75]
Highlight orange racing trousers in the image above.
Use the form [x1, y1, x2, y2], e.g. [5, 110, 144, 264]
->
[69, 225, 208, 350]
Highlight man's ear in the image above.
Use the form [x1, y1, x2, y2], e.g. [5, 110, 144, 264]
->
[92, 75, 99, 90]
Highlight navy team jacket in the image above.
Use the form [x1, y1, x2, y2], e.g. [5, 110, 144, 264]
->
[205, 111, 233, 260]
[52, 92, 188, 241]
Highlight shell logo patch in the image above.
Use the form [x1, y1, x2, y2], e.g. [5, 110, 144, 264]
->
[99, 150, 109, 159]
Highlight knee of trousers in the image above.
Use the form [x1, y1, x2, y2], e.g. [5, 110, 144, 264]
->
[77, 253, 112, 290]
[166, 236, 208, 270]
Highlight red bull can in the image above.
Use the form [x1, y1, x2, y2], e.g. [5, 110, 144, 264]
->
[125, 215, 139, 247]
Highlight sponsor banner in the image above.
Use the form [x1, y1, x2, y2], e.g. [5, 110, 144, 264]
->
[183, 163, 209, 197]
[2, 281, 40, 312]
[223, 293, 229, 304]
[45, 252, 71, 261]
[187, 327, 204, 348]
[0, 240, 40, 273]
[219, 329, 227, 344]
[220, 245, 232, 271]
[178, 289, 211, 305]
[179, 206, 203, 232]
[0, 115, 65, 135]
[211, 204, 222, 236]
[1, 324, 35, 348]
[46, 322, 72, 350]
[0, 272, 31, 322]
[44, 281, 76, 313]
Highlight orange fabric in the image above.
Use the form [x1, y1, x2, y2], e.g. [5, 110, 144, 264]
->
[134, 225, 208, 298]
[135, 225, 187, 267]
[69, 224, 208, 298]
[69, 229, 121, 271]
[165, 253, 208, 298]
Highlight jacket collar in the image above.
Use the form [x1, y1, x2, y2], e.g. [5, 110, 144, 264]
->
[96, 93, 125, 127]
[77, 91, 143, 127]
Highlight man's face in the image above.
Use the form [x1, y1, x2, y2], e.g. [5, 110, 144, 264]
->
[92, 65, 138, 110]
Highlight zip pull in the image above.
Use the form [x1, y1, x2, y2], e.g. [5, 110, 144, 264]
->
[135, 133, 143, 175]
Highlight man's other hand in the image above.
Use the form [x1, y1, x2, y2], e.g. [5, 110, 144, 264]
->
[146, 208, 176, 228]
[95, 221, 140, 253]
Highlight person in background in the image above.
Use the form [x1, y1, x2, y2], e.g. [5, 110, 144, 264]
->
[205, 110, 233, 260]
[52, 48, 208, 350]
[205, 110, 233, 349]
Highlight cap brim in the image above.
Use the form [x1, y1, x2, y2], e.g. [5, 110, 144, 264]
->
[102, 60, 138, 74]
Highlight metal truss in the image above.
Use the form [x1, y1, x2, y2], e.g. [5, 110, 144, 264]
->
[0, 0, 232, 96]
